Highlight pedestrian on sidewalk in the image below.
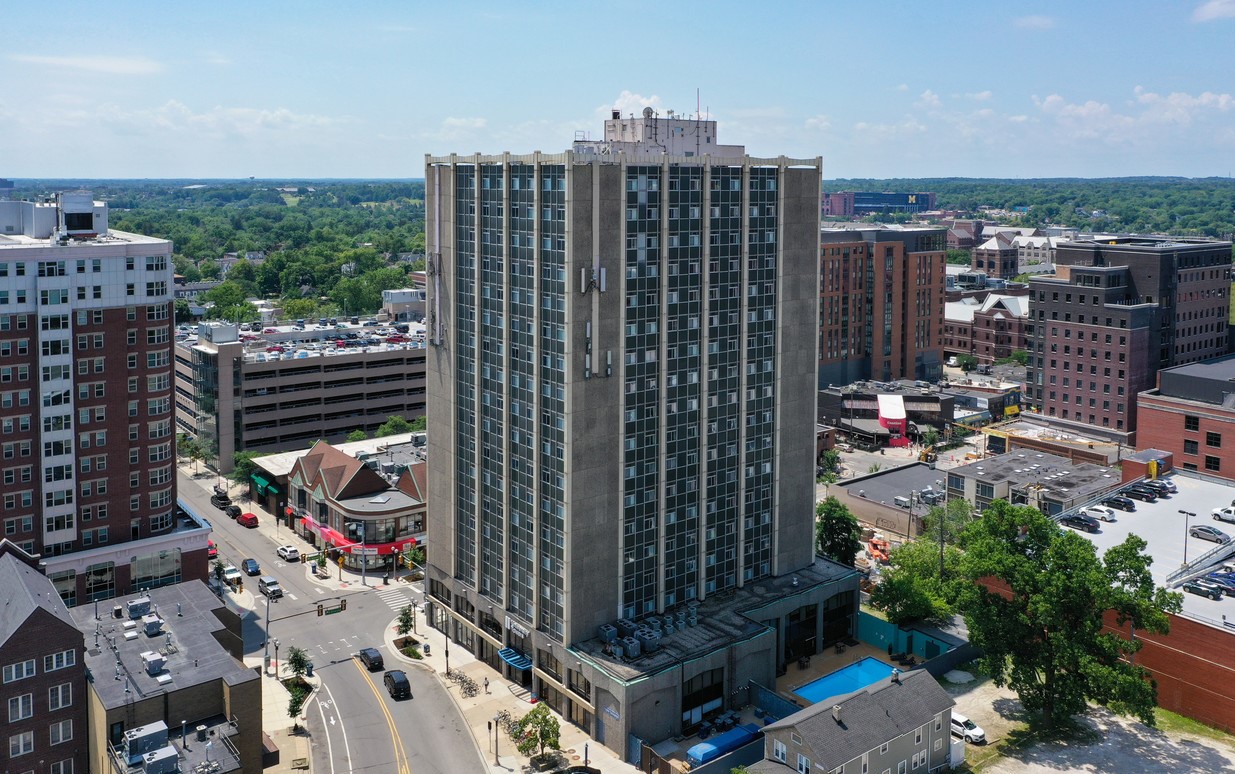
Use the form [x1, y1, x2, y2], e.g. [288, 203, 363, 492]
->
[484, 677, 489, 694]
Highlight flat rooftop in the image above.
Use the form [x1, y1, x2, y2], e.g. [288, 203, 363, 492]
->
[0, 227, 169, 249]
[252, 432, 426, 478]
[69, 581, 257, 712]
[949, 451, 1121, 499]
[836, 462, 948, 508]
[983, 418, 1110, 446]
[572, 558, 859, 683]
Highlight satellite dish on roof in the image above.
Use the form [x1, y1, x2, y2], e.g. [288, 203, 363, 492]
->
[643, 106, 654, 119]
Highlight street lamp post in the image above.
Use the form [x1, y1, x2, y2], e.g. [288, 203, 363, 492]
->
[1180, 510, 1198, 565]
[272, 638, 280, 677]
[493, 714, 500, 764]
[262, 590, 274, 673]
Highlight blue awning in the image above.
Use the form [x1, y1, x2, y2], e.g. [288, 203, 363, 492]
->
[498, 648, 532, 671]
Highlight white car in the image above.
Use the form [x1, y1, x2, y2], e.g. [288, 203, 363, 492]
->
[1214, 507, 1235, 524]
[276, 545, 301, 562]
[1081, 505, 1117, 522]
[951, 712, 986, 744]
[221, 566, 243, 587]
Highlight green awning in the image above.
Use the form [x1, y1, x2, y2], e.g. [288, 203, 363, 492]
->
[267, 482, 282, 496]
[252, 473, 271, 496]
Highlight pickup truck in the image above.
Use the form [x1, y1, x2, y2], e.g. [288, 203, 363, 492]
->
[221, 566, 243, 588]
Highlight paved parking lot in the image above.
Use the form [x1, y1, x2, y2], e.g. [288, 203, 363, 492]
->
[1074, 474, 1235, 622]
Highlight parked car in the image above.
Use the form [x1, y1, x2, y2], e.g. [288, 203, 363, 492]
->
[237, 512, 259, 528]
[210, 493, 232, 509]
[221, 565, 243, 587]
[1060, 514, 1101, 533]
[951, 712, 986, 744]
[1204, 574, 1235, 596]
[1213, 506, 1235, 524]
[1140, 480, 1172, 496]
[1123, 487, 1158, 503]
[1102, 496, 1136, 512]
[1183, 579, 1225, 600]
[1156, 479, 1179, 493]
[207, 540, 218, 559]
[384, 669, 411, 700]
[241, 558, 261, 576]
[358, 647, 384, 671]
[225, 504, 242, 519]
[1080, 505, 1117, 522]
[276, 545, 301, 562]
[1190, 524, 1231, 544]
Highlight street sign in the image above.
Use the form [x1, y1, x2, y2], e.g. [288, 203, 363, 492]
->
[352, 547, 378, 556]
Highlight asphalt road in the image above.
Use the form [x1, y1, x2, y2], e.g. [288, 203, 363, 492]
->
[180, 471, 483, 774]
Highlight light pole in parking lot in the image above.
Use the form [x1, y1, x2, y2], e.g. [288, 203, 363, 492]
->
[1180, 510, 1198, 565]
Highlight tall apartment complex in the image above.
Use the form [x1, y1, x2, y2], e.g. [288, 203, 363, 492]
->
[818, 227, 946, 386]
[1025, 237, 1231, 442]
[0, 193, 208, 605]
[426, 111, 859, 758]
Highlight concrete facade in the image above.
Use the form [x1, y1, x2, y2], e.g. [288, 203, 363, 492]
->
[424, 114, 840, 761]
[818, 227, 947, 386]
[174, 323, 426, 472]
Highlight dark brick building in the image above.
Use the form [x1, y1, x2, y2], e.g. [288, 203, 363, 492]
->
[819, 227, 947, 386]
[0, 542, 87, 774]
[1025, 237, 1231, 444]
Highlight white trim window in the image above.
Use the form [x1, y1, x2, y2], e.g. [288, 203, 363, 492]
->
[9, 730, 33, 757]
[44, 649, 76, 672]
[49, 683, 72, 711]
[797, 753, 811, 774]
[773, 739, 787, 762]
[8, 693, 32, 721]
[3, 659, 35, 683]
[50, 718, 72, 745]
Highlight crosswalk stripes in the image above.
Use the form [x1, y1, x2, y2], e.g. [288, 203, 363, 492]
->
[374, 587, 413, 611]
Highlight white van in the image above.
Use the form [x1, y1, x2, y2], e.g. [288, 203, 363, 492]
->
[951, 712, 985, 744]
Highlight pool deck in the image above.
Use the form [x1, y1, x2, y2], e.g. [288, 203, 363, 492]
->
[649, 641, 909, 767]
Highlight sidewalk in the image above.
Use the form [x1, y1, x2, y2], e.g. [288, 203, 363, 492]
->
[184, 463, 635, 772]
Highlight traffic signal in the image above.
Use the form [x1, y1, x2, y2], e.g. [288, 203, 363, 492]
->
[317, 604, 324, 617]
[300, 553, 308, 564]
[340, 598, 347, 611]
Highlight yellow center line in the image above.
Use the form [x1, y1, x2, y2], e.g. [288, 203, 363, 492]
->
[352, 657, 411, 774]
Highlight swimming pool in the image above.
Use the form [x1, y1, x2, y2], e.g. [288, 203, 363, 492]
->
[793, 657, 897, 704]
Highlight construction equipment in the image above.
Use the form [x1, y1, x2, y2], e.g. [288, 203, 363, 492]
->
[918, 445, 937, 463]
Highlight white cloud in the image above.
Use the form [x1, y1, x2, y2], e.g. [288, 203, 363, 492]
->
[1193, 0, 1235, 21]
[805, 114, 831, 132]
[600, 90, 664, 121]
[1133, 85, 1235, 124]
[916, 89, 942, 109]
[1014, 15, 1056, 30]
[441, 116, 487, 131]
[965, 90, 993, 102]
[8, 54, 162, 75]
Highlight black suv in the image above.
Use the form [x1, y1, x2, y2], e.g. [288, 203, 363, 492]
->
[1060, 514, 1100, 533]
[384, 670, 411, 699]
[225, 504, 242, 519]
[358, 647, 384, 671]
[1123, 487, 1158, 502]
[1139, 480, 1171, 496]
[1102, 496, 1136, 512]
[211, 493, 232, 509]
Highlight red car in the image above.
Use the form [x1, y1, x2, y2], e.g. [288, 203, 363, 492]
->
[237, 513, 259, 528]
[207, 540, 218, 559]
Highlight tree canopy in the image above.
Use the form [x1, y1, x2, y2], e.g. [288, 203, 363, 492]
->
[814, 497, 862, 567]
[955, 500, 1181, 729]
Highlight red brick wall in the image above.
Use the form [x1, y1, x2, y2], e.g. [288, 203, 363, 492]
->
[1103, 610, 1235, 732]
[1138, 395, 1235, 481]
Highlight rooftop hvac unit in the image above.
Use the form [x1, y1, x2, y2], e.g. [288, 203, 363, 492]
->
[663, 619, 675, 635]
[142, 614, 163, 636]
[620, 636, 641, 659]
[143, 745, 178, 774]
[647, 617, 662, 631]
[141, 651, 165, 676]
[687, 615, 698, 627]
[597, 623, 618, 643]
[615, 618, 638, 638]
[676, 609, 686, 623]
[123, 721, 169, 765]
[127, 596, 152, 619]
[635, 629, 661, 653]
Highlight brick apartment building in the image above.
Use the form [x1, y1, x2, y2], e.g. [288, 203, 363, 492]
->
[1025, 236, 1231, 444]
[0, 543, 87, 774]
[1138, 355, 1235, 478]
[819, 227, 947, 386]
[0, 193, 208, 606]
[943, 294, 1029, 364]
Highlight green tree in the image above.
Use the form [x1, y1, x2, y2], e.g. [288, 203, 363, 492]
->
[946, 249, 971, 265]
[511, 703, 561, 760]
[1009, 349, 1030, 366]
[288, 682, 309, 721]
[868, 539, 963, 625]
[814, 497, 862, 566]
[376, 415, 413, 437]
[346, 429, 368, 442]
[174, 298, 194, 323]
[281, 297, 321, 321]
[286, 646, 311, 679]
[921, 498, 975, 553]
[956, 354, 978, 372]
[409, 415, 427, 432]
[230, 451, 260, 483]
[818, 449, 841, 474]
[396, 605, 416, 637]
[956, 500, 1181, 730]
[212, 559, 225, 584]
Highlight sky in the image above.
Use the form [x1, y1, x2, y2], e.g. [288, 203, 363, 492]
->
[3, 1, 1235, 180]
